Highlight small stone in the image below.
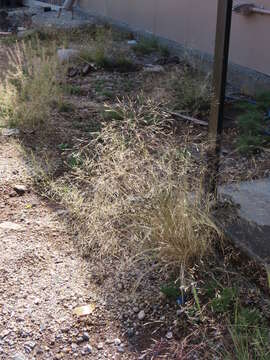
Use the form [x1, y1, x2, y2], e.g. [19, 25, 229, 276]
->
[13, 184, 27, 195]
[114, 338, 121, 346]
[97, 342, 103, 350]
[12, 353, 26, 360]
[24, 341, 36, 353]
[82, 332, 90, 341]
[117, 282, 124, 291]
[71, 343, 78, 352]
[138, 310, 145, 321]
[117, 345, 125, 353]
[166, 331, 173, 340]
[133, 307, 139, 313]
[76, 336, 84, 344]
[0, 330, 10, 339]
[82, 344, 92, 355]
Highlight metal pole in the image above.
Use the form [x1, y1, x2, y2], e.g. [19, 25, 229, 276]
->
[205, 0, 233, 197]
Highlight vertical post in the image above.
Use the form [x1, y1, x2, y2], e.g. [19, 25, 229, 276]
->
[206, 0, 233, 197]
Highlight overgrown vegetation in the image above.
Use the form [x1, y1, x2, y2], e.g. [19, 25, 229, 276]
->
[2, 25, 270, 359]
[39, 98, 219, 266]
[0, 38, 64, 128]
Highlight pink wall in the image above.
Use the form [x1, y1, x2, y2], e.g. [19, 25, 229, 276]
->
[78, 0, 270, 76]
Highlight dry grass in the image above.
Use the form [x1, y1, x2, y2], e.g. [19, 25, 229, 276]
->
[0, 37, 64, 129]
[39, 97, 221, 268]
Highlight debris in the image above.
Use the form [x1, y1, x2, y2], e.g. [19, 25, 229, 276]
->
[117, 345, 125, 353]
[127, 40, 137, 45]
[67, 66, 78, 78]
[57, 48, 79, 64]
[81, 63, 96, 76]
[1, 128, 20, 137]
[73, 303, 96, 316]
[168, 110, 208, 126]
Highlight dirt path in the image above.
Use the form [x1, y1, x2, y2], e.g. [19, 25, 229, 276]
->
[0, 139, 138, 359]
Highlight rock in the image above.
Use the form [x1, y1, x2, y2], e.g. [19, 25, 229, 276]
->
[13, 184, 27, 196]
[0, 329, 10, 339]
[24, 341, 36, 353]
[71, 343, 78, 352]
[0, 222, 23, 231]
[81, 344, 92, 355]
[117, 345, 125, 353]
[143, 65, 165, 73]
[76, 336, 84, 344]
[97, 342, 103, 350]
[12, 353, 26, 360]
[114, 338, 121, 346]
[117, 282, 124, 291]
[133, 307, 139, 313]
[138, 310, 145, 321]
[82, 332, 90, 341]
[166, 331, 173, 340]
[57, 49, 79, 64]
[1, 128, 20, 137]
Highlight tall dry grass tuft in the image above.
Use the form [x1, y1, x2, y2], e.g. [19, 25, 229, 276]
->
[45, 97, 220, 267]
[0, 38, 63, 129]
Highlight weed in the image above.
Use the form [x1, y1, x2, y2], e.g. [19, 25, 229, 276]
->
[172, 69, 212, 117]
[0, 40, 64, 129]
[211, 287, 237, 314]
[63, 84, 83, 96]
[58, 101, 75, 113]
[160, 282, 179, 300]
[225, 305, 270, 359]
[44, 97, 220, 268]
[236, 92, 270, 154]
[133, 37, 169, 57]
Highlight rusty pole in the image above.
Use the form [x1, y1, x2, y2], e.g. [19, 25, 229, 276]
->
[206, 0, 233, 197]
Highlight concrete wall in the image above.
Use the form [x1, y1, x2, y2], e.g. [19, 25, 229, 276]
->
[78, 0, 270, 78]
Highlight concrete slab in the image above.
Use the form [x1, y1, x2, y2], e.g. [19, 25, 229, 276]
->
[218, 178, 270, 264]
[220, 178, 270, 226]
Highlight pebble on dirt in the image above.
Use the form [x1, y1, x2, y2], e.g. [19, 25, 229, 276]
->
[13, 184, 27, 196]
[138, 310, 145, 320]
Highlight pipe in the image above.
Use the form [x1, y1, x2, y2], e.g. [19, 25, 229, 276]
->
[234, 3, 270, 16]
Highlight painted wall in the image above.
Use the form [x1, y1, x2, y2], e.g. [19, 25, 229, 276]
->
[77, 0, 270, 76]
